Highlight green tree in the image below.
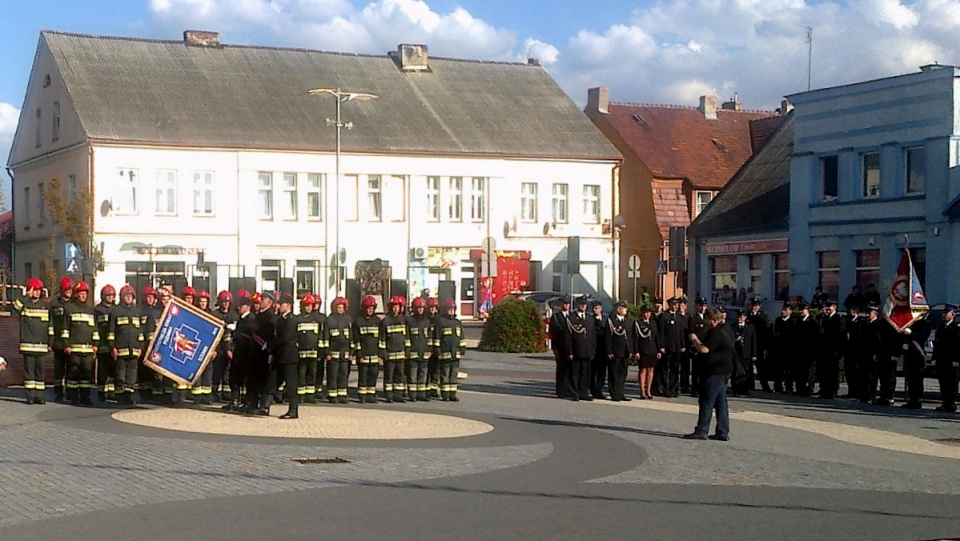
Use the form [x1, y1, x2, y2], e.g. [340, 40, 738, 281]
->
[478, 298, 548, 353]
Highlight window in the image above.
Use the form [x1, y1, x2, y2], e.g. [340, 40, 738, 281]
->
[821, 155, 838, 201]
[67, 174, 76, 202]
[34, 108, 41, 148]
[855, 249, 880, 292]
[24, 262, 32, 280]
[862, 152, 880, 198]
[156, 170, 177, 215]
[37, 182, 45, 227]
[749, 254, 762, 297]
[909, 247, 926, 290]
[114, 168, 139, 215]
[552, 261, 565, 292]
[710, 257, 737, 291]
[905, 147, 925, 194]
[23, 187, 30, 227]
[426, 176, 440, 222]
[521, 182, 538, 222]
[383, 175, 406, 222]
[582, 185, 600, 223]
[818, 251, 840, 300]
[52, 101, 60, 142]
[469, 177, 485, 222]
[695, 190, 713, 217]
[283, 173, 297, 220]
[307, 174, 323, 220]
[367, 175, 382, 221]
[552, 183, 568, 224]
[258, 172, 273, 219]
[193, 172, 214, 216]
[775, 253, 790, 301]
[448, 177, 462, 221]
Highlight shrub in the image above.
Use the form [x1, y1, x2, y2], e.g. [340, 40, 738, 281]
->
[478, 298, 548, 353]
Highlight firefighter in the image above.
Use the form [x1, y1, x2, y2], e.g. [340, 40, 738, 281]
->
[406, 297, 431, 401]
[353, 296, 382, 403]
[325, 297, 353, 404]
[191, 290, 216, 403]
[108, 285, 143, 406]
[182, 286, 197, 306]
[380, 295, 409, 403]
[49, 277, 74, 402]
[296, 294, 323, 404]
[155, 286, 178, 403]
[425, 297, 441, 398]
[433, 298, 466, 402]
[138, 287, 163, 403]
[212, 290, 237, 403]
[13, 278, 52, 404]
[311, 295, 328, 401]
[95, 284, 117, 402]
[63, 281, 99, 406]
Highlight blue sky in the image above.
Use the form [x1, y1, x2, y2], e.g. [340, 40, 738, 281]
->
[4, 0, 960, 208]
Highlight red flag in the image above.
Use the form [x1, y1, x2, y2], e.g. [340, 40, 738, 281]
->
[882, 249, 928, 332]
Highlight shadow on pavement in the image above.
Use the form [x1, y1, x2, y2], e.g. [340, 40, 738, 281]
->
[501, 416, 685, 440]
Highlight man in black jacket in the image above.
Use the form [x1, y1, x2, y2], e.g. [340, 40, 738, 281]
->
[934, 306, 959, 412]
[818, 300, 846, 399]
[730, 310, 757, 396]
[795, 303, 819, 396]
[746, 299, 770, 392]
[568, 298, 596, 401]
[271, 294, 299, 419]
[771, 303, 796, 394]
[549, 299, 573, 399]
[657, 297, 686, 397]
[687, 297, 709, 397]
[604, 301, 634, 402]
[685, 309, 735, 441]
[843, 305, 866, 399]
[589, 301, 609, 399]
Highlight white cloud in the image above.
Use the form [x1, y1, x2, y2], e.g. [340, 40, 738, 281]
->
[0, 101, 20, 211]
[522, 38, 559, 65]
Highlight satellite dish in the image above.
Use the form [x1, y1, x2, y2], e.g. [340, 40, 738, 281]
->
[613, 215, 626, 229]
[503, 220, 511, 238]
[542, 222, 550, 236]
[100, 200, 112, 217]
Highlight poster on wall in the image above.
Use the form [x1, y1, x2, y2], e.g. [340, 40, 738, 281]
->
[143, 297, 224, 386]
[356, 259, 392, 308]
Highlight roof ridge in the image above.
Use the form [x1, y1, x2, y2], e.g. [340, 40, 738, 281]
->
[610, 100, 777, 115]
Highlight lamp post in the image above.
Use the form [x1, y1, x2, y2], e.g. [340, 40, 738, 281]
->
[308, 88, 378, 295]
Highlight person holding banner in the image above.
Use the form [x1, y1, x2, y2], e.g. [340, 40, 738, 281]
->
[138, 287, 163, 404]
[211, 291, 237, 403]
[248, 293, 277, 415]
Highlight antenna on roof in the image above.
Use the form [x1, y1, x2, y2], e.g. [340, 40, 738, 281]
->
[805, 26, 813, 91]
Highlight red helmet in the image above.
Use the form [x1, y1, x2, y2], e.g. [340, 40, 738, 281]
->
[426, 297, 440, 308]
[312, 295, 322, 306]
[26, 278, 44, 291]
[332, 296, 348, 309]
[251, 292, 262, 304]
[361, 295, 377, 308]
[389, 295, 406, 306]
[59, 277, 74, 293]
[198, 290, 211, 299]
[443, 298, 457, 309]
[182, 286, 196, 297]
[143, 286, 157, 297]
[236, 289, 251, 299]
[411, 297, 426, 309]
[301, 293, 315, 305]
[74, 281, 90, 293]
[217, 290, 232, 302]
[120, 285, 136, 297]
[101, 285, 116, 297]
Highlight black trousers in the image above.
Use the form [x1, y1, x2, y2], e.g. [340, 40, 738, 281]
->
[439, 358, 460, 396]
[383, 360, 405, 398]
[277, 362, 299, 414]
[406, 359, 428, 397]
[357, 362, 380, 399]
[229, 357, 246, 404]
[53, 348, 68, 397]
[818, 351, 841, 398]
[114, 356, 138, 395]
[571, 356, 591, 399]
[793, 352, 813, 395]
[607, 355, 628, 400]
[554, 351, 572, 398]
[326, 352, 351, 399]
[298, 356, 318, 396]
[589, 355, 609, 397]
[903, 350, 925, 404]
[212, 351, 230, 396]
[67, 352, 95, 401]
[679, 351, 693, 392]
[936, 357, 958, 408]
[23, 353, 47, 398]
[864, 354, 898, 402]
[657, 352, 682, 396]
[244, 360, 270, 410]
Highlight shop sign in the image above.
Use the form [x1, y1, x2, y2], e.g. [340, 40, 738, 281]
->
[705, 238, 788, 256]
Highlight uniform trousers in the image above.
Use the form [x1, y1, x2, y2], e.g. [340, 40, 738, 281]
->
[228, 357, 247, 405]
[23, 353, 47, 399]
[357, 360, 380, 400]
[53, 348, 69, 399]
[211, 350, 231, 398]
[864, 354, 897, 402]
[276, 362, 299, 415]
[589, 355, 609, 397]
[571, 356, 591, 399]
[383, 359, 405, 400]
[96, 351, 116, 398]
[936, 356, 958, 409]
[427, 355, 440, 396]
[439, 358, 460, 397]
[903, 347, 925, 405]
[297, 355, 319, 397]
[844, 351, 863, 398]
[115, 355, 138, 398]
[137, 356, 155, 401]
[553, 351, 572, 398]
[67, 352, 95, 402]
[325, 352, 351, 400]
[657, 352, 682, 396]
[818, 351, 841, 398]
[792, 352, 814, 395]
[405, 358, 428, 399]
[194, 362, 213, 399]
[244, 359, 270, 410]
[679, 351, 694, 393]
[607, 355, 628, 400]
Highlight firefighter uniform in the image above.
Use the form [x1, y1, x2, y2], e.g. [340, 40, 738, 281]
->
[249, 295, 277, 414]
[63, 283, 99, 406]
[406, 299, 432, 402]
[228, 297, 257, 411]
[108, 287, 143, 405]
[94, 287, 116, 401]
[296, 295, 325, 403]
[380, 297, 409, 403]
[324, 298, 353, 404]
[433, 300, 466, 401]
[13, 279, 52, 404]
[139, 290, 166, 402]
[49, 278, 74, 402]
[354, 298, 382, 403]
[191, 291, 216, 403]
[425, 298, 441, 397]
[211, 293, 238, 402]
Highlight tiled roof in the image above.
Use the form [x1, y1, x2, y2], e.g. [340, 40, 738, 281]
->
[605, 102, 776, 189]
[688, 112, 793, 237]
[31, 31, 619, 161]
[651, 178, 689, 239]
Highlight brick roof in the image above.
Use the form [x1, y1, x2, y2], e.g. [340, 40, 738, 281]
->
[605, 102, 776, 189]
[651, 179, 688, 239]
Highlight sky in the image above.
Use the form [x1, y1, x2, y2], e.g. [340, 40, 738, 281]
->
[3, 0, 960, 208]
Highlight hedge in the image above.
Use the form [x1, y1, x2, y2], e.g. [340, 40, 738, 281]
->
[478, 298, 548, 353]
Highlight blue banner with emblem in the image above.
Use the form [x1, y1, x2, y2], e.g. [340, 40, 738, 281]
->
[143, 297, 224, 386]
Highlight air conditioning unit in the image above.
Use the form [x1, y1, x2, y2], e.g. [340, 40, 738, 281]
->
[410, 246, 428, 260]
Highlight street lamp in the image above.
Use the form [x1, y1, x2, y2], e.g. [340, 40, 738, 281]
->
[308, 88, 378, 295]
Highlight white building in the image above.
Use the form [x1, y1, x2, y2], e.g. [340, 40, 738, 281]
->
[7, 31, 622, 316]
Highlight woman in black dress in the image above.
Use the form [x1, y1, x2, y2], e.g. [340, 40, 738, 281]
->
[635, 305, 661, 399]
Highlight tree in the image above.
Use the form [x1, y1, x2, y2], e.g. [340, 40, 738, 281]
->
[478, 298, 548, 353]
[41, 177, 92, 287]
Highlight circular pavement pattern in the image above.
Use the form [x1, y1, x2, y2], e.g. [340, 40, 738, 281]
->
[112, 405, 494, 440]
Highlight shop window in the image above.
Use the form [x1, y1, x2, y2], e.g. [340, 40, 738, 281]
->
[710, 256, 737, 291]
[775, 253, 790, 301]
[818, 251, 840, 300]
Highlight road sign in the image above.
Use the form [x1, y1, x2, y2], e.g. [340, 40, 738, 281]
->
[627, 254, 641, 271]
[65, 243, 81, 259]
[656, 260, 668, 275]
[66, 258, 80, 274]
[481, 237, 498, 277]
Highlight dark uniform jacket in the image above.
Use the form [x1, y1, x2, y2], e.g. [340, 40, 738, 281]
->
[605, 315, 635, 358]
[797, 315, 820, 354]
[296, 311, 325, 358]
[63, 301, 99, 354]
[94, 302, 114, 352]
[634, 317, 661, 356]
[549, 310, 573, 358]
[731, 322, 758, 360]
[407, 313, 432, 361]
[13, 296, 52, 354]
[746, 309, 769, 353]
[49, 295, 71, 351]
[379, 314, 410, 361]
[233, 312, 259, 364]
[107, 303, 143, 358]
[254, 308, 277, 363]
[658, 310, 686, 352]
[592, 312, 608, 360]
[568, 310, 597, 359]
[140, 302, 163, 346]
[933, 318, 959, 362]
[213, 308, 239, 353]
[433, 314, 466, 361]
[688, 312, 708, 342]
[819, 312, 846, 354]
[270, 310, 299, 365]
[353, 314, 382, 363]
[845, 315, 865, 358]
[325, 313, 353, 356]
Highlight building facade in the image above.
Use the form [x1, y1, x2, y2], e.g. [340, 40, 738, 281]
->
[7, 31, 621, 316]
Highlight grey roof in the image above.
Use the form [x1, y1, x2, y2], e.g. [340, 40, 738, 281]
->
[687, 112, 793, 237]
[41, 31, 620, 160]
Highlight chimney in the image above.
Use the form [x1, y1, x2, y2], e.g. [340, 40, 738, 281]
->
[721, 92, 741, 111]
[587, 87, 609, 115]
[392, 44, 429, 71]
[527, 57, 540, 66]
[780, 99, 794, 115]
[920, 62, 946, 72]
[699, 95, 717, 119]
[183, 30, 220, 48]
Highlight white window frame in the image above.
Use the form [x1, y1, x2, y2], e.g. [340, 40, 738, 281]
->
[469, 177, 485, 222]
[307, 173, 323, 221]
[862, 152, 880, 199]
[905, 146, 925, 195]
[448, 176, 463, 222]
[114, 168, 139, 216]
[694, 190, 713, 217]
[52, 101, 60, 142]
[426, 176, 440, 222]
[521, 182, 538, 222]
[258, 172, 273, 220]
[551, 183, 568, 224]
[193, 171, 214, 216]
[367, 175, 382, 222]
[155, 170, 177, 216]
[282, 172, 298, 220]
[582, 184, 600, 224]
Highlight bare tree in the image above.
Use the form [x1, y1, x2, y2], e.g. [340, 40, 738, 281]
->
[41, 177, 92, 287]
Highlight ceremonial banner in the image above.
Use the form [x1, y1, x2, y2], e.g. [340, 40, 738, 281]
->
[882, 248, 929, 332]
[143, 297, 224, 386]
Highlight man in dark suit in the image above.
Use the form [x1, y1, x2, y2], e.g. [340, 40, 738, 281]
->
[795, 303, 820, 396]
[657, 297, 686, 397]
[549, 299, 573, 399]
[568, 298, 596, 401]
[270, 294, 300, 419]
[746, 299, 770, 392]
[771, 303, 797, 394]
[818, 300, 846, 399]
[843, 305, 865, 399]
[589, 301, 609, 399]
[934, 306, 959, 412]
[687, 297, 710, 397]
[604, 301, 635, 402]
[730, 310, 757, 396]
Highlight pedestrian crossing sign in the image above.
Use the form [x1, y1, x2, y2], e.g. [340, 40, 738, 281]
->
[66, 258, 80, 274]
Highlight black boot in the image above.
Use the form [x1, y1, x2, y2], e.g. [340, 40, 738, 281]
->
[449, 392, 460, 402]
[80, 389, 93, 406]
